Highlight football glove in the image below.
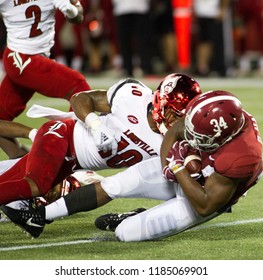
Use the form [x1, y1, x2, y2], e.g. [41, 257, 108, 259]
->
[162, 140, 190, 181]
[85, 112, 118, 154]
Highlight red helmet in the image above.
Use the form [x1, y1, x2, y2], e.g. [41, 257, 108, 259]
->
[60, 175, 81, 196]
[152, 73, 202, 134]
[184, 90, 245, 152]
[35, 175, 81, 206]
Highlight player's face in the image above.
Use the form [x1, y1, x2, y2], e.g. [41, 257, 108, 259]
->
[164, 108, 180, 129]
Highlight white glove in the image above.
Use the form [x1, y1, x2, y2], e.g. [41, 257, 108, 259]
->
[85, 113, 118, 154]
[72, 170, 104, 185]
[54, 0, 78, 18]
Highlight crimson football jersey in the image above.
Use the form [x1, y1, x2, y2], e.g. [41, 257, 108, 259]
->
[200, 111, 262, 210]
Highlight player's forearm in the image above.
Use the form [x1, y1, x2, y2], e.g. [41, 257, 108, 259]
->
[175, 169, 236, 216]
[66, 0, 84, 24]
[70, 90, 110, 122]
[0, 120, 32, 139]
[175, 169, 214, 216]
[70, 92, 96, 122]
[160, 119, 184, 168]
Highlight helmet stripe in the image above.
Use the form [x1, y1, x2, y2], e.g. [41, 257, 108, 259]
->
[188, 95, 242, 121]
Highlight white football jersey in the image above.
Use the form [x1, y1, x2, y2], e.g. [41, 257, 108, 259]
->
[0, 0, 74, 56]
[73, 79, 163, 170]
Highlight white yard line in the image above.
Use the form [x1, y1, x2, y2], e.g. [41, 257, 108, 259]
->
[1, 218, 262, 252]
[0, 239, 98, 252]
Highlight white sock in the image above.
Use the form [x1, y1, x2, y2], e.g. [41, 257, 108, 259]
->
[45, 197, 68, 220]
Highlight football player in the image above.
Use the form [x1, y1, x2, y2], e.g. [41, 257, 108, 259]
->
[0, 0, 91, 159]
[95, 90, 263, 241]
[0, 73, 201, 237]
[7, 89, 261, 242]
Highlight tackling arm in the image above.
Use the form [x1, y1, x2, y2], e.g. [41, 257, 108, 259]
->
[0, 120, 34, 140]
[0, 121, 36, 158]
[71, 90, 118, 154]
[70, 90, 111, 122]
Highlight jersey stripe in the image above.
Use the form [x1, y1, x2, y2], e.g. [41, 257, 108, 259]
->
[188, 95, 242, 121]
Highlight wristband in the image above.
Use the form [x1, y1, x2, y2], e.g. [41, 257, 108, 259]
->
[28, 128, 38, 142]
[66, 5, 78, 19]
[169, 163, 185, 174]
[85, 112, 101, 129]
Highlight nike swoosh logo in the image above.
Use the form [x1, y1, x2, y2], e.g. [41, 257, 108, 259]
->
[209, 155, 215, 161]
[166, 155, 174, 162]
[26, 218, 43, 228]
[106, 225, 111, 231]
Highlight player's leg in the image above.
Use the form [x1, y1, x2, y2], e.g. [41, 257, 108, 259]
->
[3, 47, 91, 102]
[26, 119, 76, 196]
[101, 157, 176, 200]
[0, 119, 76, 236]
[114, 196, 220, 241]
[44, 157, 175, 222]
[46, 157, 176, 223]
[0, 119, 75, 204]
[26, 55, 91, 101]
[0, 74, 34, 158]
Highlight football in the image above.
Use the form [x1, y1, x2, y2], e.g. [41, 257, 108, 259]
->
[184, 154, 202, 174]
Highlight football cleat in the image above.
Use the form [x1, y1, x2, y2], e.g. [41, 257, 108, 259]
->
[0, 202, 46, 238]
[94, 208, 146, 231]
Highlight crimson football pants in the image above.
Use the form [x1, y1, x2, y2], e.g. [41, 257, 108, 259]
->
[0, 47, 91, 120]
[0, 119, 77, 205]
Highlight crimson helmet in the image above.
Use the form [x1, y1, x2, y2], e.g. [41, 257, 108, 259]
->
[152, 73, 202, 134]
[184, 90, 245, 152]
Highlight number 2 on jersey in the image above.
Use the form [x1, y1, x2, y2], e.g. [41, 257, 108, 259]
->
[26, 5, 43, 38]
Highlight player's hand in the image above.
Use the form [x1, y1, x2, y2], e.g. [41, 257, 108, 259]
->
[162, 165, 177, 182]
[166, 140, 189, 165]
[85, 113, 118, 154]
[91, 124, 118, 154]
[162, 140, 189, 180]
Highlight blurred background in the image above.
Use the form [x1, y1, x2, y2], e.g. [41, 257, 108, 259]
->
[1, 0, 263, 80]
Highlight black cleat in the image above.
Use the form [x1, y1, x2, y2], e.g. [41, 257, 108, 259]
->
[95, 208, 146, 231]
[0, 202, 46, 238]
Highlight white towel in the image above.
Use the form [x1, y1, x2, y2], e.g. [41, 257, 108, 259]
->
[27, 104, 77, 120]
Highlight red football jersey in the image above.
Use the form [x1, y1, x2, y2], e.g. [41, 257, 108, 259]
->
[200, 111, 262, 209]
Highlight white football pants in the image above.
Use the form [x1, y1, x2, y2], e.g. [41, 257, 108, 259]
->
[101, 157, 220, 241]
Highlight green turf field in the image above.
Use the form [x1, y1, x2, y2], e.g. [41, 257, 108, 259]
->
[0, 76, 263, 260]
